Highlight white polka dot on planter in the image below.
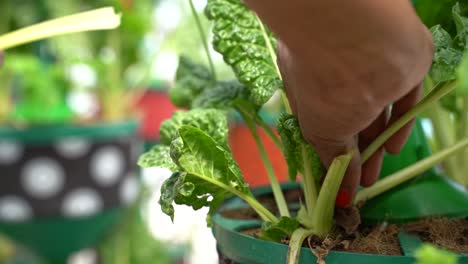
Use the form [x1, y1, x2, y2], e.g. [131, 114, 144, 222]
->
[21, 158, 65, 199]
[120, 174, 140, 205]
[62, 188, 103, 218]
[0, 140, 23, 164]
[0, 196, 33, 222]
[54, 137, 91, 159]
[90, 146, 124, 187]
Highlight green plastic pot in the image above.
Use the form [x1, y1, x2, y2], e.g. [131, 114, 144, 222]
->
[0, 207, 124, 263]
[360, 119, 468, 223]
[0, 120, 141, 263]
[213, 184, 468, 264]
[214, 119, 468, 263]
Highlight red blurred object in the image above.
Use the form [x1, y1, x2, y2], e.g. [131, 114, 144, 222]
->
[134, 90, 179, 141]
[229, 123, 288, 187]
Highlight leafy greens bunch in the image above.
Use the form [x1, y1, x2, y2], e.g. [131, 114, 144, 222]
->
[424, 3, 468, 187]
[139, 0, 468, 262]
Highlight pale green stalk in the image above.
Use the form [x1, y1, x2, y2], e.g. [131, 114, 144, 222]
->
[255, 14, 292, 114]
[311, 151, 353, 238]
[287, 228, 315, 264]
[188, 0, 217, 79]
[362, 81, 458, 163]
[190, 169, 278, 223]
[425, 104, 462, 183]
[355, 137, 468, 204]
[458, 93, 468, 186]
[300, 145, 318, 213]
[242, 113, 290, 217]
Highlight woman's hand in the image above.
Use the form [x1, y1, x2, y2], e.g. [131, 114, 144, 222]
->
[246, 0, 434, 206]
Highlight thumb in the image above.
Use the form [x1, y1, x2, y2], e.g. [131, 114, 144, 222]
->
[307, 135, 361, 208]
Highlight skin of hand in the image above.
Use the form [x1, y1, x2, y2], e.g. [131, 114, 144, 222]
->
[245, 0, 434, 206]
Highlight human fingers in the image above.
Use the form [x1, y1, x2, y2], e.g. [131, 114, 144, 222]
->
[359, 108, 389, 187]
[384, 85, 422, 154]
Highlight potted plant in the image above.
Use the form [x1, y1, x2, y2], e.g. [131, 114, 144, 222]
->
[140, 0, 468, 263]
[0, 8, 142, 264]
[417, 2, 468, 188]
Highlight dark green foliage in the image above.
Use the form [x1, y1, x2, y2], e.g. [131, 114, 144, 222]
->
[260, 217, 300, 243]
[260, 217, 300, 242]
[170, 56, 215, 108]
[192, 80, 250, 109]
[169, 56, 251, 110]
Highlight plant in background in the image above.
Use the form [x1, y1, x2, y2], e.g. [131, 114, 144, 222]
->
[140, 0, 468, 263]
[0, 54, 72, 125]
[414, 244, 458, 264]
[423, 3, 468, 187]
[8, 0, 156, 124]
[0, 7, 121, 126]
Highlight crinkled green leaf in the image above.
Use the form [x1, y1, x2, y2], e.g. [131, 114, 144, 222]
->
[160, 125, 251, 225]
[260, 217, 300, 242]
[159, 109, 228, 147]
[452, 2, 468, 48]
[158, 171, 183, 221]
[192, 80, 250, 109]
[205, 0, 282, 106]
[277, 114, 325, 182]
[431, 25, 452, 50]
[414, 244, 458, 264]
[169, 56, 215, 108]
[430, 47, 463, 83]
[137, 145, 178, 171]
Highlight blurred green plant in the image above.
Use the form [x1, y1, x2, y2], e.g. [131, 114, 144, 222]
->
[414, 244, 459, 264]
[0, 53, 72, 125]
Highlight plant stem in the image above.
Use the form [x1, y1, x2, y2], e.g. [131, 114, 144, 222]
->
[425, 103, 462, 183]
[188, 0, 216, 80]
[243, 194, 279, 223]
[458, 93, 468, 186]
[256, 15, 279, 77]
[362, 81, 458, 164]
[194, 171, 278, 223]
[237, 106, 283, 149]
[287, 228, 315, 264]
[354, 137, 468, 204]
[255, 14, 293, 114]
[311, 151, 353, 238]
[255, 115, 283, 149]
[300, 145, 318, 213]
[242, 112, 290, 217]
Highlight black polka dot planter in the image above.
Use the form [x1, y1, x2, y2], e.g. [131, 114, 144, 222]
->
[0, 120, 141, 263]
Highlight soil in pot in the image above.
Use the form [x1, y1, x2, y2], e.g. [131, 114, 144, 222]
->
[220, 188, 468, 256]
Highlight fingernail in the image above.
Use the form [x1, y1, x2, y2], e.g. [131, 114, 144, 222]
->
[336, 189, 351, 208]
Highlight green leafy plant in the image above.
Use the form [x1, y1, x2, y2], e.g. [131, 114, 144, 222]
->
[423, 3, 468, 187]
[140, 0, 468, 263]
